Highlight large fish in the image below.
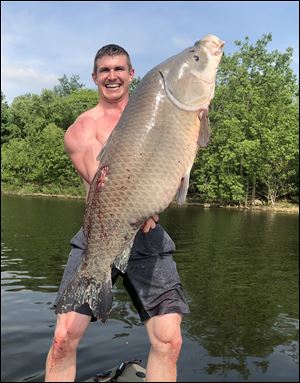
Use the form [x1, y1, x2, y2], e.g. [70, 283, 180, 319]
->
[56, 34, 224, 321]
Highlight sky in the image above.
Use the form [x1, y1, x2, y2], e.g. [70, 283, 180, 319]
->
[1, 1, 299, 104]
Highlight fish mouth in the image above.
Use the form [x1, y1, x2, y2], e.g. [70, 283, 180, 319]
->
[195, 34, 225, 56]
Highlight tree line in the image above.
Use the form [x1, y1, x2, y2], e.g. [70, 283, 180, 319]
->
[1, 34, 299, 205]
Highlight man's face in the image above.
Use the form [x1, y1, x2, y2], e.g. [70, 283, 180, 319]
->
[92, 54, 134, 103]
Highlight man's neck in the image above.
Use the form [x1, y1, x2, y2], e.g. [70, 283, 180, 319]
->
[98, 94, 129, 115]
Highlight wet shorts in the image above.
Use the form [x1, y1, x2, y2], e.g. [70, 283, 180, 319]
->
[54, 224, 190, 322]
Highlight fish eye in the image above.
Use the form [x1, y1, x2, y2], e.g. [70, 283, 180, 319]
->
[193, 55, 200, 61]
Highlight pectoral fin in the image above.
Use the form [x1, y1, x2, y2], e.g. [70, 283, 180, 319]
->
[198, 109, 211, 148]
[176, 170, 191, 205]
[114, 232, 137, 273]
[96, 144, 107, 162]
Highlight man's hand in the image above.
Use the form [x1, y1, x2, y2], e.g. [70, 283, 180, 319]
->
[142, 215, 159, 233]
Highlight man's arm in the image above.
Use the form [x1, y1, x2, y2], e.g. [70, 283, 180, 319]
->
[64, 117, 101, 184]
[64, 118, 159, 233]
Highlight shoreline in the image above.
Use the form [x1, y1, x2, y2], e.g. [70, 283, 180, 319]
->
[186, 202, 299, 214]
[1, 190, 85, 200]
[2, 190, 298, 214]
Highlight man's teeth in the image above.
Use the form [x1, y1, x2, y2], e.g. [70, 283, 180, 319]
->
[106, 84, 121, 88]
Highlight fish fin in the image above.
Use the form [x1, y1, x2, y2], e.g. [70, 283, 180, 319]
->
[198, 109, 211, 148]
[176, 170, 191, 205]
[96, 144, 107, 162]
[55, 272, 113, 323]
[114, 235, 136, 273]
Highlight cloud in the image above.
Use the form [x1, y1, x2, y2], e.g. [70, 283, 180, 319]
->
[1, 62, 59, 103]
[2, 64, 57, 86]
[1, 0, 298, 103]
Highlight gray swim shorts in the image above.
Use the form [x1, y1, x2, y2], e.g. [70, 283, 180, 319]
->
[54, 224, 190, 322]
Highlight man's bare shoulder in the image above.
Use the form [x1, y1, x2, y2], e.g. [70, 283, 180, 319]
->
[64, 106, 101, 154]
[68, 106, 101, 133]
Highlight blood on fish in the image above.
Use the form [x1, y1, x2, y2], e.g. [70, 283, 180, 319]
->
[97, 166, 109, 190]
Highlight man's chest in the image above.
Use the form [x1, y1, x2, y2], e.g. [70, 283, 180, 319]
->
[95, 115, 120, 147]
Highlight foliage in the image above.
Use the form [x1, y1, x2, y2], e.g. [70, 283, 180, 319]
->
[1, 92, 10, 144]
[1, 123, 84, 194]
[53, 74, 84, 97]
[1, 36, 299, 204]
[60, 89, 99, 131]
[129, 76, 141, 95]
[1, 75, 97, 195]
[191, 33, 299, 205]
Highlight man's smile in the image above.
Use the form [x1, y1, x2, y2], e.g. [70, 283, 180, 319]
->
[105, 83, 122, 89]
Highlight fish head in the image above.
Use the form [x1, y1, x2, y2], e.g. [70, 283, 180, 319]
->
[159, 34, 224, 111]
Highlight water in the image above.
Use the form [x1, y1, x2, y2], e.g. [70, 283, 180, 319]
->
[1, 194, 298, 382]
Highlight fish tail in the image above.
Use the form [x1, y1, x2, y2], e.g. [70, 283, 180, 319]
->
[55, 273, 113, 323]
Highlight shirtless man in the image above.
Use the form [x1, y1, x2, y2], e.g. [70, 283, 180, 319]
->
[45, 44, 190, 382]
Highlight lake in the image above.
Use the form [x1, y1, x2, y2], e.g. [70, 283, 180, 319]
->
[1, 194, 299, 382]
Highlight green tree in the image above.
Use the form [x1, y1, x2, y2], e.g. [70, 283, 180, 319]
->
[30, 123, 82, 187]
[60, 88, 99, 131]
[53, 74, 84, 97]
[1, 92, 11, 144]
[1, 137, 36, 186]
[6, 93, 48, 139]
[1, 123, 84, 194]
[129, 76, 141, 95]
[192, 33, 299, 205]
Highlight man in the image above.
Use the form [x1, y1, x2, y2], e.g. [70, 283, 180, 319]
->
[45, 44, 190, 382]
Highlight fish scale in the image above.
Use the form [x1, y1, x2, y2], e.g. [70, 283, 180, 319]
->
[55, 34, 224, 321]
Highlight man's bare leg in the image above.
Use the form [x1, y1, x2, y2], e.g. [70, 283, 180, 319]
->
[45, 311, 90, 382]
[144, 313, 182, 382]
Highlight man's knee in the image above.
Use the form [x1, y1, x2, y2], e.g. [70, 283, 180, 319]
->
[152, 331, 182, 359]
[52, 327, 81, 358]
[51, 313, 89, 358]
[149, 315, 183, 361]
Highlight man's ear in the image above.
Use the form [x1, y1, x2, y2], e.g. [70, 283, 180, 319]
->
[129, 68, 135, 82]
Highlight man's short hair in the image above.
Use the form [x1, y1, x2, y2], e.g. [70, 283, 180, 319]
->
[93, 44, 132, 74]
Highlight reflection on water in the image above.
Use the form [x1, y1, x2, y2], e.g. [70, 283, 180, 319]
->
[1, 195, 299, 382]
[162, 206, 299, 381]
